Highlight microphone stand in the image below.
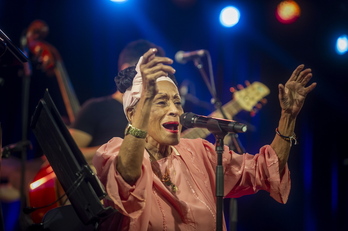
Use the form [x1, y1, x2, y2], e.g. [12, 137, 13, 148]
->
[205, 120, 228, 231]
[19, 55, 32, 230]
[0, 29, 30, 230]
[0, 123, 4, 231]
[193, 54, 245, 231]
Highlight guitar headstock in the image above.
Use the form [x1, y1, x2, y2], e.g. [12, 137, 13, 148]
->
[232, 81, 270, 112]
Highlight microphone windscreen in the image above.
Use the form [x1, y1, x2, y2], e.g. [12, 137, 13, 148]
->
[180, 112, 196, 128]
[174, 51, 186, 64]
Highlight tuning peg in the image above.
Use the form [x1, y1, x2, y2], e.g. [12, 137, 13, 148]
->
[250, 108, 258, 117]
[260, 98, 267, 104]
[236, 84, 244, 90]
[256, 103, 262, 109]
[229, 87, 236, 93]
[230, 81, 251, 93]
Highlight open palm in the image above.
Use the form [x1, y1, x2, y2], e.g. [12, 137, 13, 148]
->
[278, 64, 317, 117]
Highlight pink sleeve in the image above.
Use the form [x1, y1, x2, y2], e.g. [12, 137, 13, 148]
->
[93, 137, 153, 219]
[223, 145, 291, 204]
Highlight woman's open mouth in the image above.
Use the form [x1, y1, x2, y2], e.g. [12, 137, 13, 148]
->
[162, 121, 179, 133]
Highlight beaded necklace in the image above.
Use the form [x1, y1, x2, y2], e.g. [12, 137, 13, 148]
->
[146, 148, 178, 193]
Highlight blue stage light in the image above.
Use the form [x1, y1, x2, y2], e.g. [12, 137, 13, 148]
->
[219, 6, 240, 28]
[336, 35, 348, 55]
[110, 0, 127, 2]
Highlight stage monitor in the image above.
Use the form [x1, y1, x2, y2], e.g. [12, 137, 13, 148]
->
[30, 89, 115, 225]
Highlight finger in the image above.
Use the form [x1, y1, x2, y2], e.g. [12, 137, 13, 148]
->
[142, 63, 176, 77]
[142, 48, 158, 63]
[144, 71, 173, 82]
[145, 58, 175, 75]
[144, 56, 173, 71]
[154, 63, 176, 75]
[237, 84, 244, 90]
[300, 72, 313, 86]
[278, 83, 286, 99]
[304, 82, 317, 93]
[290, 64, 305, 81]
[297, 68, 312, 82]
[151, 56, 174, 65]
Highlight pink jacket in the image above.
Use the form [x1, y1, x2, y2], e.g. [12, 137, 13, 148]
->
[93, 138, 290, 231]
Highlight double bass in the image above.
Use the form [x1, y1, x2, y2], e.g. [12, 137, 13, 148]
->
[25, 20, 81, 224]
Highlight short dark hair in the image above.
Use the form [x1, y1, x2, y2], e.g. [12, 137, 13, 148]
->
[118, 39, 166, 71]
[115, 66, 178, 93]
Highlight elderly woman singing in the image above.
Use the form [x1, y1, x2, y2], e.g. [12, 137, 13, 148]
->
[93, 48, 316, 231]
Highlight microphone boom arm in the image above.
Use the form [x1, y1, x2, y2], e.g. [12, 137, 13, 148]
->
[193, 52, 228, 123]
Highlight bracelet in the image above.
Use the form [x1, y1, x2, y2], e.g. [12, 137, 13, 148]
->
[275, 128, 298, 147]
[125, 124, 147, 139]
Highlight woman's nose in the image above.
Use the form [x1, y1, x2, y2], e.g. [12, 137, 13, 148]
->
[168, 102, 180, 116]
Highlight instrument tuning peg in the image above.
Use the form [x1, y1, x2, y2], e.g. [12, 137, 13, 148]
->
[260, 98, 267, 104]
[250, 108, 258, 117]
[229, 87, 236, 93]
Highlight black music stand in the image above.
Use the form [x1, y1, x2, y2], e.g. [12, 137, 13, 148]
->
[30, 90, 117, 230]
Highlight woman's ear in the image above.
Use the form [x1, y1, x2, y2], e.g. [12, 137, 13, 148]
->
[126, 107, 135, 124]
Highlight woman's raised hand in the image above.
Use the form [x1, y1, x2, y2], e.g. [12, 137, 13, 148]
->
[140, 48, 176, 97]
[278, 64, 317, 118]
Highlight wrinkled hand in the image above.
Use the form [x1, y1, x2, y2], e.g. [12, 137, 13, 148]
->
[140, 48, 175, 98]
[278, 64, 317, 118]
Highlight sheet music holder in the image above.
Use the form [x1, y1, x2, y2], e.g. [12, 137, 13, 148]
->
[30, 89, 116, 228]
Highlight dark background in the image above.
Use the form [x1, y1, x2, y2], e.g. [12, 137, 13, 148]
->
[1, 0, 347, 231]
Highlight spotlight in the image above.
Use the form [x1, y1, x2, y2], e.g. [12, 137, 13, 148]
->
[219, 6, 240, 28]
[336, 35, 348, 55]
[276, 1, 301, 24]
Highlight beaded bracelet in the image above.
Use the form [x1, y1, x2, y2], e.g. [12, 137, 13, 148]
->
[275, 128, 298, 147]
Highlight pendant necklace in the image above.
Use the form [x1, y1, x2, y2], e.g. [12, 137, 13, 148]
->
[146, 148, 178, 193]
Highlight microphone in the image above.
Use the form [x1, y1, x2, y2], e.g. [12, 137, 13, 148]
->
[1, 140, 32, 158]
[180, 112, 247, 133]
[175, 49, 206, 64]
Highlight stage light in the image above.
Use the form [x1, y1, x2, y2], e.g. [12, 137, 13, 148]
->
[336, 35, 348, 55]
[276, 1, 301, 24]
[219, 6, 240, 28]
[110, 0, 127, 2]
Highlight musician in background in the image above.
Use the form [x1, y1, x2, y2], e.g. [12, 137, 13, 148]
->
[0, 19, 76, 230]
[69, 40, 166, 165]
